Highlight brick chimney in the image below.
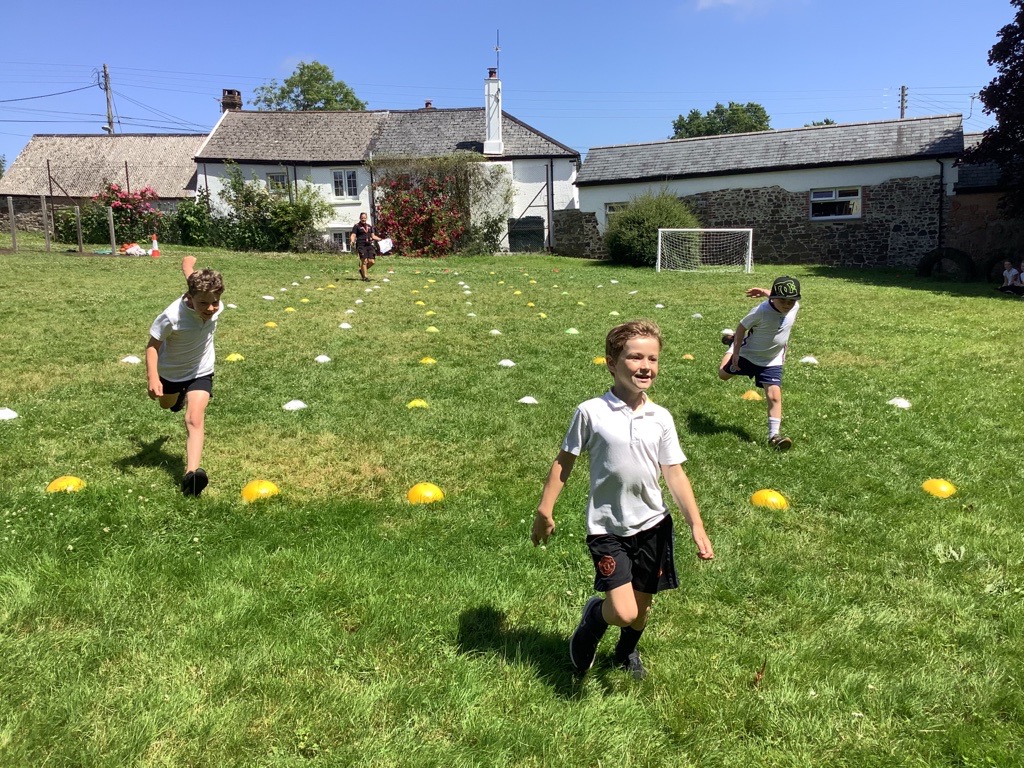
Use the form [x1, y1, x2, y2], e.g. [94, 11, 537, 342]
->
[424, 99, 434, 109]
[221, 89, 243, 112]
[483, 68, 503, 156]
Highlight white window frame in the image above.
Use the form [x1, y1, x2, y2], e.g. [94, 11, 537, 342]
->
[266, 171, 289, 196]
[330, 231, 350, 251]
[809, 187, 862, 220]
[604, 202, 628, 219]
[333, 168, 359, 200]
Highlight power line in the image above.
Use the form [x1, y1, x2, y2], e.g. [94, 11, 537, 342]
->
[0, 84, 96, 104]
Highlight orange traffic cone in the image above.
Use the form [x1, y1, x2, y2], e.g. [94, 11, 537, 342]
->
[150, 234, 160, 259]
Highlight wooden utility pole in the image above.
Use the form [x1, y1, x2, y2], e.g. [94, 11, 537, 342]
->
[103, 64, 114, 134]
[900, 85, 907, 119]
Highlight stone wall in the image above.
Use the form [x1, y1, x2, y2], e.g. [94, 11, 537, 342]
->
[0, 195, 51, 232]
[552, 209, 607, 259]
[946, 191, 1024, 278]
[680, 176, 946, 268]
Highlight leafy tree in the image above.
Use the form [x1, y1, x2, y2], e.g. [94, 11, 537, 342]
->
[604, 192, 700, 267]
[963, 0, 1024, 216]
[805, 119, 836, 127]
[671, 102, 771, 139]
[252, 61, 366, 111]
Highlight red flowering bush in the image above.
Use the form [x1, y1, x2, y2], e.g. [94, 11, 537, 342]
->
[375, 172, 467, 257]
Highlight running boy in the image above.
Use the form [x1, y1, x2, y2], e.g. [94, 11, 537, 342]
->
[531, 320, 714, 680]
[146, 255, 224, 496]
[719, 275, 801, 451]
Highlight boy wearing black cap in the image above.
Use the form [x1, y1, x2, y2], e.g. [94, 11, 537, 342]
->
[718, 276, 801, 451]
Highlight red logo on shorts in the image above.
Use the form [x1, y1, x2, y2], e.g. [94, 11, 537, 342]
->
[598, 555, 616, 577]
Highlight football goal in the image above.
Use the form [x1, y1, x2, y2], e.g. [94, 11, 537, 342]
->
[656, 228, 753, 273]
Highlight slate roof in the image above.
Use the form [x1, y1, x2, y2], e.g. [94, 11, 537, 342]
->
[195, 110, 386, 164]
[194, 108, 578, 164]
[0, 134, 206, 198]
[577, 115, 964, 187]
[956, 132, 1003, 192]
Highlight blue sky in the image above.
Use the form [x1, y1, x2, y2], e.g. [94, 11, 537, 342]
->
[0, 0, 1012, 168]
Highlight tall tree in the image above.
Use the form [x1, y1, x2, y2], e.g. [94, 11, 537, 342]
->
[963, 0, 1024, 215]
[805, 118, 836, 127]
[671, 101, 771, 139]
[252, 61, 366, 111]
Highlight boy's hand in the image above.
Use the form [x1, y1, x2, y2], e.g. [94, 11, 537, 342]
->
[531, 511, 554, 547]
[182, 255, 197, 278]
[746, 287, 770, 298]
[692, 525, 714, 560]
[148, 380, 163, 400]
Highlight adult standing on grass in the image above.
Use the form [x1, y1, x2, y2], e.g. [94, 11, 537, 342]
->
[718, 276, 801, 450]
[350, 212, 382, 282]
[146, 255, 224, 497]
[532, 320, 714, 680]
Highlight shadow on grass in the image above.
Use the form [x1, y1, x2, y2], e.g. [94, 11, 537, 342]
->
[802, 264, 1015, 300]
[456, 605, 590, 700]
[685, 410, 754, 443]
[114, 435, 184, 481]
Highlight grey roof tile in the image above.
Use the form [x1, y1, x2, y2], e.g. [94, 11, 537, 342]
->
[0, 134, 206, 198]
[956, 131, 1003, 191]
[577, 115, 964, 186]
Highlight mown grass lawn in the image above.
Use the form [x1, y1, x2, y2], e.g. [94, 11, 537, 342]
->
[0, 241, 1021, 767]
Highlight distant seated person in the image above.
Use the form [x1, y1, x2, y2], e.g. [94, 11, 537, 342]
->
[998, 260, 1024, 296]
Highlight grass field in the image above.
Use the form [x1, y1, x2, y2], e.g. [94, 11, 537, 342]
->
[1, 241, 1021, 766]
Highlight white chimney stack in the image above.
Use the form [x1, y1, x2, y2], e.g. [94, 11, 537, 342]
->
[483, 67, 504, 156]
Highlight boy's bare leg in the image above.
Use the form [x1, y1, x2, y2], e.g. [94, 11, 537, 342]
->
[765, 384, 783, 420]
[157, 394, 178, 409]
[183, 390, 210, 473]
[718, 351, 736, 380]
[602, 583, 649, 628]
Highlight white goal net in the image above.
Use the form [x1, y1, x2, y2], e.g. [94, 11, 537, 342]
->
[656, 228, 753, 273]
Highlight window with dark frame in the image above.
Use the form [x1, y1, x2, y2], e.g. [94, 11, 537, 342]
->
[333, 169, 359, 199]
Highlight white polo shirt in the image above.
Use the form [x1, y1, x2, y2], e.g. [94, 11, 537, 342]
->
[149, 296, 222, 382]
[561, 389, 686, 537]
[738, 299, 799, 367]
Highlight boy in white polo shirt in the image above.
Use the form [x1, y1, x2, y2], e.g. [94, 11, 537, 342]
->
[532, 319, 714, 680]
[146, 255, 224, 497]
[719, 276, 801, 451]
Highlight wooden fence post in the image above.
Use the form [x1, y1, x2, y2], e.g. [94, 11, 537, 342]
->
[107, 207, 116, 253]
[75, 205, 84, 253]
[6, 197, 16, 252]
[41, 195, 51, 252]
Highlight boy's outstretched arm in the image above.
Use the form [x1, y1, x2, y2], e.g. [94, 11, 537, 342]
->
[532, 450, 576, 546]
[145, 336, 164, 399]
[746, 287, 770, 298]
[182, 255, 198, 281]
[661, 463, 714, 560]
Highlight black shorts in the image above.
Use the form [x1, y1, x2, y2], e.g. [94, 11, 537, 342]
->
[586, 515, 678, 594]
[160, 373, 214, 412]
[722, 356, 784, 388]
[356, 243, 376, 261]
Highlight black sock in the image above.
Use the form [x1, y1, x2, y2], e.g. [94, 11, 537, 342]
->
[587, 598, 609, 635]
[614, 626, 644, 662]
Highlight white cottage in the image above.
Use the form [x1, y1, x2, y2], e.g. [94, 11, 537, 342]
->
[194, 70, 579, 252]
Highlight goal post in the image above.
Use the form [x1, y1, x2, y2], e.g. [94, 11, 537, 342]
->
[656, 228, 753, 273]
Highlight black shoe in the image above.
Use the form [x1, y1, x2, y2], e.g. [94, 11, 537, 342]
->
[569, 596, 606, 673]
[768, 435, 793, 452]
[615, 651, 648, 681]
[182, 468, 209, 497]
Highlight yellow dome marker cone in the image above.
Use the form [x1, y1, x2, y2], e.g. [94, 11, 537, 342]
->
[750, 489, 789, 510]
[922, 478, 957, 499]
[407, 482, 444, 504]
[742, 390, 763, 401]
[241, 479, 280, 503]
[407, 399, 429, 409]
[46, 475, 86, 493]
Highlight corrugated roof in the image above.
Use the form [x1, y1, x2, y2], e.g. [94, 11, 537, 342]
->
[194, 108, 578, 164]
[957, 131, 1003, 191]
[0, 134, 206, 198]
[195, 110, 386, 163]
[577, 115, 964, 186]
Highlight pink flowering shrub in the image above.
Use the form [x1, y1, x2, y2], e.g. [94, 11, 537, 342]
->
[54, 182, 163, 245]
[375, 172, 466, 257]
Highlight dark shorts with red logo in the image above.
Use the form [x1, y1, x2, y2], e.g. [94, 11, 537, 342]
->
[586, 515, 678, 594]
